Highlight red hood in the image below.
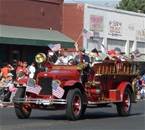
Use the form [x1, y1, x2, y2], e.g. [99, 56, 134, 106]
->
[37, 69, 81, 81]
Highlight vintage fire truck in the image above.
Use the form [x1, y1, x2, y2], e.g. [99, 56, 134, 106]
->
[13, 52, 139, 120]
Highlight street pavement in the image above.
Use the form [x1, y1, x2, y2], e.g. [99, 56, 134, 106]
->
[0, 100, 144, 130]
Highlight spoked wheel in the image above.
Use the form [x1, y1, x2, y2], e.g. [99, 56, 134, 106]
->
[116, 88, 132, 116]
[66, 88, 84, 120]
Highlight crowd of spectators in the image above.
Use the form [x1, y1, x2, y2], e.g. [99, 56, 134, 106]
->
[0, 61, 36, 106]
[136, 74, 145, 99]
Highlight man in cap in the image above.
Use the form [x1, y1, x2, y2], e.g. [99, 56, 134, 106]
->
[74, 48, 90, 84]
[114, 47, 126, 61]
[75, 48, 90, 64]
[90, 48, 102, 64]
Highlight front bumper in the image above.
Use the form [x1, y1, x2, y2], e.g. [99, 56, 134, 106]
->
[13, 98, 66, 105]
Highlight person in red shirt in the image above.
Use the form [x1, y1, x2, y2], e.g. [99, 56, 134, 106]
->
[22, 61, 29, 75]
[16, 61, 29, 78]
[1, 63, 14, 78]
[16, 61, 23, 72]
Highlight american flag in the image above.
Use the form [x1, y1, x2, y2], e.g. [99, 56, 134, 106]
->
[26, 85, 42, 95]
[52, 84, 64, 98]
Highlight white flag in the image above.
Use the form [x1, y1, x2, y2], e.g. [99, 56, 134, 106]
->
[83, 29, 94, 39]
[100, 39, 107, 54]
[48, 44, 61, 51]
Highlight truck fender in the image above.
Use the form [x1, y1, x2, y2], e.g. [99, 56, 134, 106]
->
[117, 82, 132, 101]
[63, 81, 87, 105]
[63, 80, 80, 87]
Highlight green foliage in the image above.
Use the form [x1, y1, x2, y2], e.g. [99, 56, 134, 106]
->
[117, 0, 145, 13]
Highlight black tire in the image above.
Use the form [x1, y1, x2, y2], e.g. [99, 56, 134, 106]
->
[14, 103, 32, 119]
[116, 88, 132, 116]
[66, 88, 84, 120]
[14, 87, 32, 119]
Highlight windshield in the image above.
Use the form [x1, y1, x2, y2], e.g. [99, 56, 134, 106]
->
[48, 51, 79, 65]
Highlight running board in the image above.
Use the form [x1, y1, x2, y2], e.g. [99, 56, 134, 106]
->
[88, 100, 122, 106]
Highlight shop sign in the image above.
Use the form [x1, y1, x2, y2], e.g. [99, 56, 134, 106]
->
[108, 20, 122, 36]
[90, 15, 104, 32]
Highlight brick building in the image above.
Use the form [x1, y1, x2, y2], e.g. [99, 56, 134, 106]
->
[0, 0, 63, 30]
[62, 3, 84, 49]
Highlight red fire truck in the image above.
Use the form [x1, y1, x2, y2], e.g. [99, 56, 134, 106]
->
[13, 52, 139, 120]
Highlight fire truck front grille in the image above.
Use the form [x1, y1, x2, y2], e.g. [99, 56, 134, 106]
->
[38, 77, 52, 95]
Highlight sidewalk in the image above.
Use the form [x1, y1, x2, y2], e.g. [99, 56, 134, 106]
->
[136, 98, 145, 102]
[0, 101, 14, 108]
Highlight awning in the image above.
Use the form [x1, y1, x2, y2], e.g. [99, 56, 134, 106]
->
[0, 25, 75, 48]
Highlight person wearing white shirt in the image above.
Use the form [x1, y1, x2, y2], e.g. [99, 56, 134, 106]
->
[28, 63, 36, 78]
[55, 51, 70, 65]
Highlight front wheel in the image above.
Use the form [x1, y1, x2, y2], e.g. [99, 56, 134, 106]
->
[116, 88, 132, 116]
[14, 103, 32, 119]
[66, 88, 84, 120]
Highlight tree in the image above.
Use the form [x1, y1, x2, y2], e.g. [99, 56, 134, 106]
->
[117, 0, 145, 13]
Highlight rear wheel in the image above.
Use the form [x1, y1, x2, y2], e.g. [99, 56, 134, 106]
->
[66, 88, 84, 120]
[14, 87, 32, 119]
[116, 88, 132, 116]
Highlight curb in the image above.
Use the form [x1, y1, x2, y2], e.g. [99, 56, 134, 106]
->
[0, 102, 14, 108]
[136, 98, 145, 102]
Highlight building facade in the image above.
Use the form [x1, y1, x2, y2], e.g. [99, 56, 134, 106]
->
[63, 3, 145, 59]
